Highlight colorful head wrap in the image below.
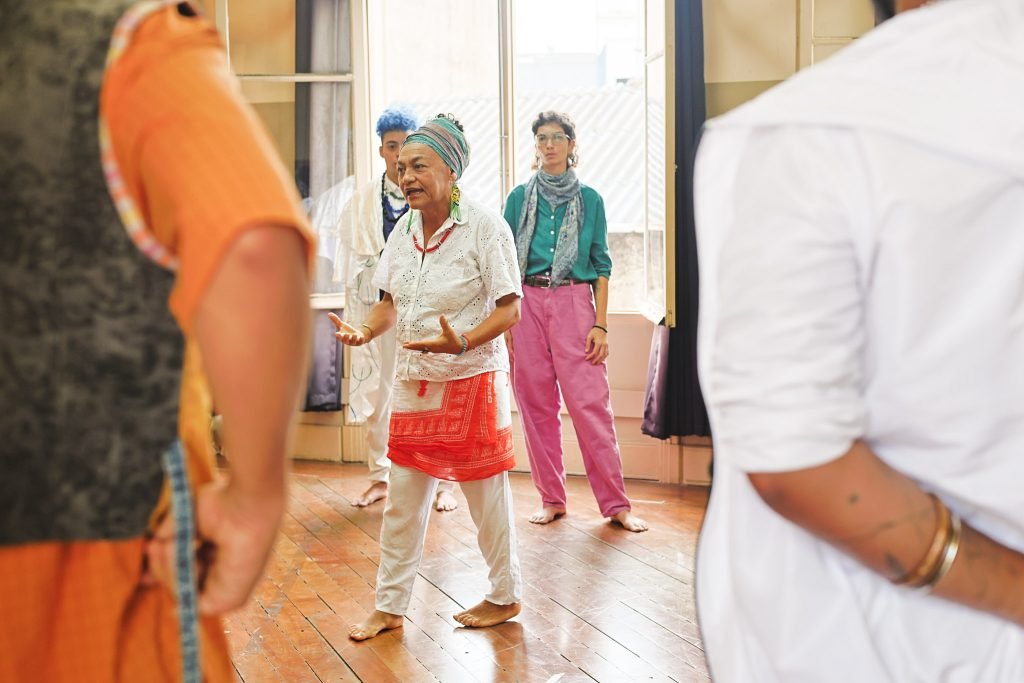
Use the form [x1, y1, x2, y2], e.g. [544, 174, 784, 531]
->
[403, 114, 470, 179]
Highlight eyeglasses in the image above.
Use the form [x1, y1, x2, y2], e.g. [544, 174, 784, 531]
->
[535, 133, 569, 145]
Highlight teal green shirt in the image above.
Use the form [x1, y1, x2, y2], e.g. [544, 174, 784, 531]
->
[503, 183, 612, 281]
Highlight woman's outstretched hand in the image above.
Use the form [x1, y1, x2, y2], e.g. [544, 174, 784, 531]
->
[328, 312, 368, 346]
[403, 314, 464, 355]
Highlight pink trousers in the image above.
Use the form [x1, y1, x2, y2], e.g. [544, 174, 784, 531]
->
[510, 283, 631, 518]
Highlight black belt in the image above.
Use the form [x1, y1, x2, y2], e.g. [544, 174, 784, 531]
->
[523, 275, 593, 288]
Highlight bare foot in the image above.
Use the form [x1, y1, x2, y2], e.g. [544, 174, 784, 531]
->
[611, 510, 648, 532]
[454, 600, 521, 628]
[434, 488, 459, 512]
[352, 481, 388, 507]
[528, 506, 566, 524]
[348, 610, 403, 641]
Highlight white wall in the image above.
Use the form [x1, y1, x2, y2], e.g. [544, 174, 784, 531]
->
[703, 0, 875, 116]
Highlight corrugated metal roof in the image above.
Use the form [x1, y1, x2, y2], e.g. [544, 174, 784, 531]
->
[411, 81, 649, 233]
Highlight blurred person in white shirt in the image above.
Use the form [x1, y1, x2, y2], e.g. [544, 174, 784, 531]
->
[695, 0, 1024, 679]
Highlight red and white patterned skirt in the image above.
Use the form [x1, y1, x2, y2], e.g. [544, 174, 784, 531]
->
[388, 370, 515, 482]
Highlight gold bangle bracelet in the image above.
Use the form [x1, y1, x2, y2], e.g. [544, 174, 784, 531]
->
[920, 510, 962, 592]
[360, 323, 374, 341]
[893, 493, 952, 588]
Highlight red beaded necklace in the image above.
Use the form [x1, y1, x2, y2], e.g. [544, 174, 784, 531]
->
[413, 224, 456, 253]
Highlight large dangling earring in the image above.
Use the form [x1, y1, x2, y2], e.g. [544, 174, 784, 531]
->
[450, 183, 462, 222]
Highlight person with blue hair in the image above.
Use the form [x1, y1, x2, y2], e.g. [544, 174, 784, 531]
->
[374, 107, 417, 140]
[333, 107, 458, 510]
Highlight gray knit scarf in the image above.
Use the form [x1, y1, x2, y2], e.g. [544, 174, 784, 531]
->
[515, 168, 584, 286]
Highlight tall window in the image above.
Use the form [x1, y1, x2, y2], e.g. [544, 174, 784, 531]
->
[368, 0, 660, 315]
[512, 0, 646, 313]
[220, 0, 355, 298]
[644, 0, 668, 323]
[366, 1, 502, 210]
[223, 0, 668, 316]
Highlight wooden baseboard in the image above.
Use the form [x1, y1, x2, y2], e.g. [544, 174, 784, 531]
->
[292, 411, 711, 486]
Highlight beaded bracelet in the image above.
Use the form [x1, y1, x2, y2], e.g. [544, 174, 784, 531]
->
[456, 333, 470, 356]
[592, 324, 608, 334]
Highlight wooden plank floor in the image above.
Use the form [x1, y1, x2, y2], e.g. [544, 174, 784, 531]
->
[224, 461, 710, 682]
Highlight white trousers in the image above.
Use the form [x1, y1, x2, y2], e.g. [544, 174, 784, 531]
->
[365, 326, 396, 483]
[365, 328, 454, 491]
[375, 463, 522, 615]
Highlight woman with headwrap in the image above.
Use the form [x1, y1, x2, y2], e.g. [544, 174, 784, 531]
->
[503, 111, 648, 532]
[332, 106, 458, 513]
[330, 114, 524, 640]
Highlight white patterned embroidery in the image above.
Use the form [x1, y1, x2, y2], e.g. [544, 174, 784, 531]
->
[374, 197, 523, 381]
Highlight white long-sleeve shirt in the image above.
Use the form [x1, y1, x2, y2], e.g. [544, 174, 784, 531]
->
[695, 0, 1024, 680]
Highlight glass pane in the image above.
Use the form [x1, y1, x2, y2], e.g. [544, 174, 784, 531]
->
[228, 0, 351, 75]
[644, 55, 666, 322]
[367, 1, 501, 210]
[646, 0, 665, 57]
[241, 80, 354, 294]
[513, 0, 646, 312]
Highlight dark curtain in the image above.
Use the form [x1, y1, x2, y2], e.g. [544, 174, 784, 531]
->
[643, 0, 710, 438]
[294, 1, 312, 196]
[297, 2, 345, 412]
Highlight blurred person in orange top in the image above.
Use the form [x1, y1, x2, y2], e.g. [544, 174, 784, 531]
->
[0, 2, 314, 682]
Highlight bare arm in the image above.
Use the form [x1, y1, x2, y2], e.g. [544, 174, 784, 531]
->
[195, 226, 310, 496]
[585, 276, 610, 364]
[328, 293, 397, 346]
[404, 293, 521, 354]
[593, 275, 609, 328]
[750, 439, 1024, 626]
[187, 225, 310, 614]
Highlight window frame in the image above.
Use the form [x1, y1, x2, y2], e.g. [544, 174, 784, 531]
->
[215, 0, 675, 321]
[497, 0, 674, 321]
[213, 0, 364, 308]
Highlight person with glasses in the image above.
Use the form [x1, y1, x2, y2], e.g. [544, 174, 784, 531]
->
[333, 107, 458, 512]
[503, 111, 647, 532]
[332, 114, 524, 641]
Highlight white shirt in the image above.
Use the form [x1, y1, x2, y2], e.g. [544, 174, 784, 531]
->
[331, 174, 406, 422]
[374, 196, 522, 382]
[695, 1, 1024, 680]
[333, 173, 405, 282]
[306, 176, 355, 293]
[382, 173, 407, 208]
